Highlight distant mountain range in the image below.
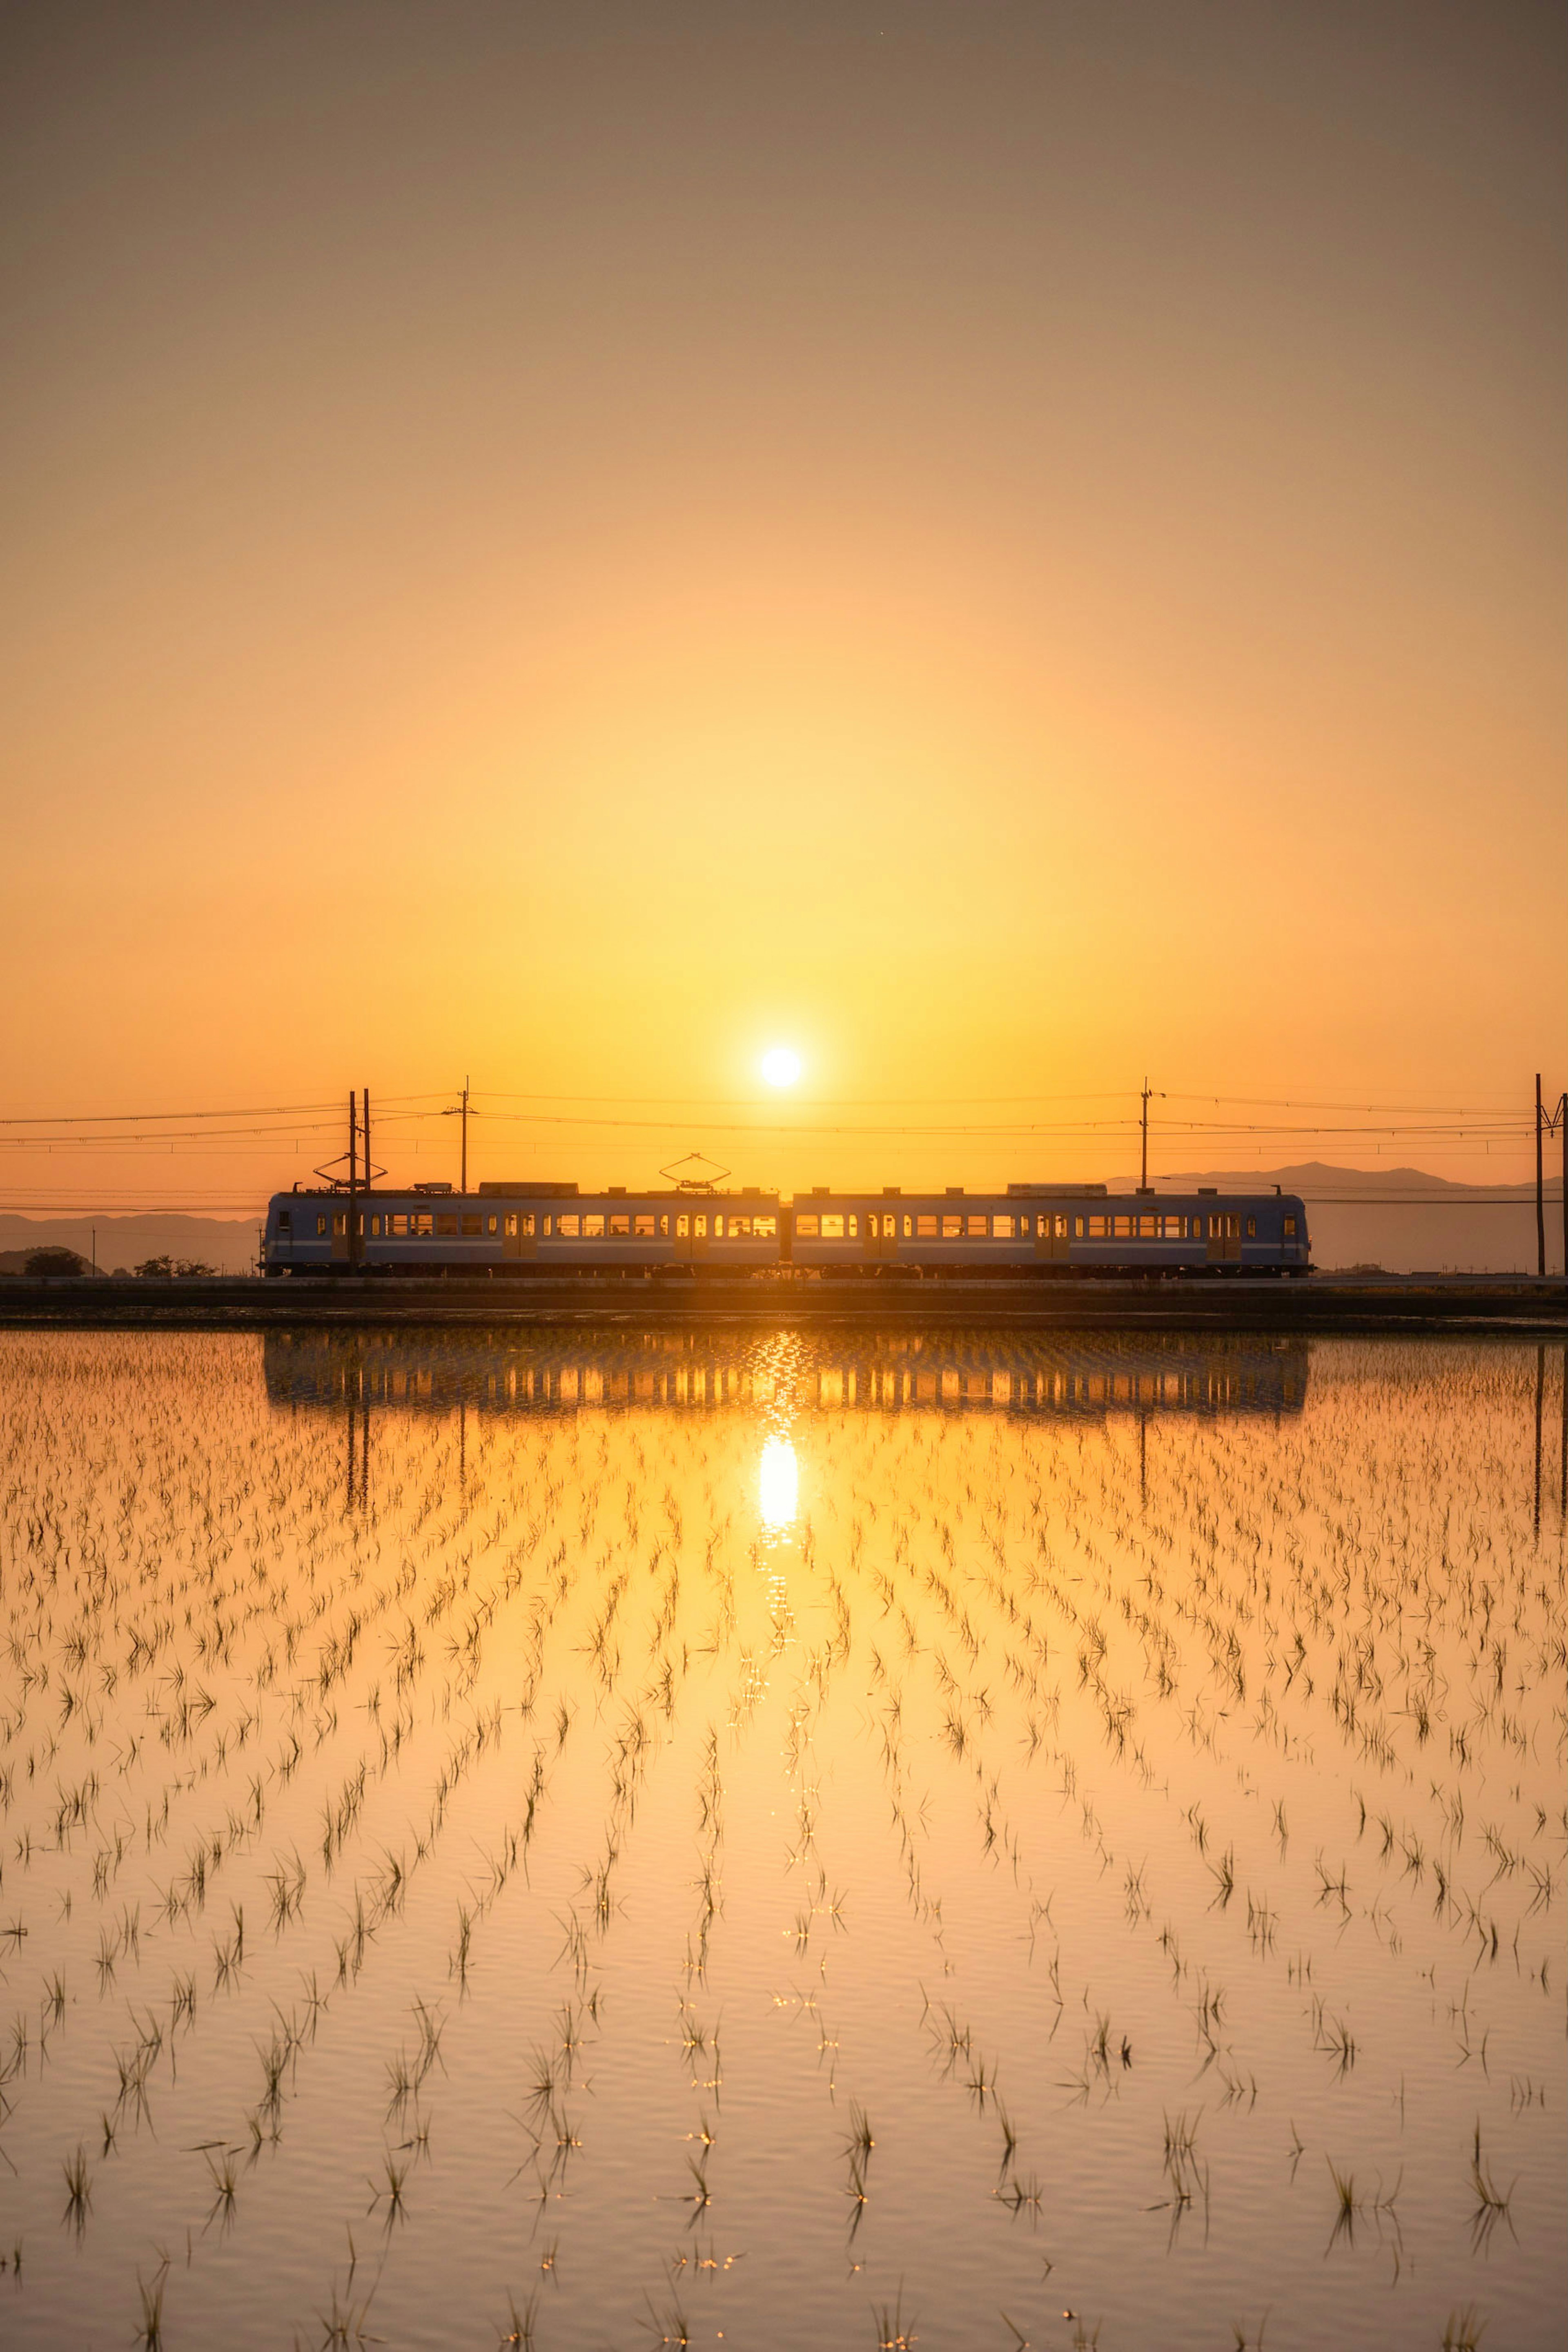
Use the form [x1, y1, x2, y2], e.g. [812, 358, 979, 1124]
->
[1152, 1164, 1559, 1273]
[1, 1164, 1559, 1278]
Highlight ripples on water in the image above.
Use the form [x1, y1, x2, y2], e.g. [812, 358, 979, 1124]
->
[0, 1330, 1561, 2350]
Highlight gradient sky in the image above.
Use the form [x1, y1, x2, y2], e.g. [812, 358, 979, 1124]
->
[1, 2, 1562, 1205]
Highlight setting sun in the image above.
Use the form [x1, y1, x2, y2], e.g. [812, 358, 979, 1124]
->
[760, 1046, 802, 1089]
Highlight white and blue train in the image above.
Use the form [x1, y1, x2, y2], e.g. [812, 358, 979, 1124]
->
[262, 1180, 1309, 1277]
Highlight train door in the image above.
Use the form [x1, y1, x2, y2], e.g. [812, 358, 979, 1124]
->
[675, 1208, 710, 1264]
[1033, 1210, 1070, 1263]
[1205, 1212, 1241, 1266]
[330, 1208, 350, 1264]
[503, 1211, 537, 1262]
[865, 1211, 896, 1261]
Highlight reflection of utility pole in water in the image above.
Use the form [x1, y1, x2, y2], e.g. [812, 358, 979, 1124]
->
[1138, 1409, 1147, 1509]
[1534, 1344, 1544, 1543]
[344, 1360, 370, 1518]
[1560, 1344, 1567, 1528]
[459, 1397, 467, 1491]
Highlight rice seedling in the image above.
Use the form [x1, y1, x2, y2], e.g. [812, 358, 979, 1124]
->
[132, 2257, 169, 2350]
[60, 2142, 91, 2227]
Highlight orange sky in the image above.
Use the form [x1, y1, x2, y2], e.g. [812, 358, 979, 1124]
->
[1, 3, 1562, 1207]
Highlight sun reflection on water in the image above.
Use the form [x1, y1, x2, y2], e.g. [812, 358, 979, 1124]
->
[758, 1433, 798, 1529]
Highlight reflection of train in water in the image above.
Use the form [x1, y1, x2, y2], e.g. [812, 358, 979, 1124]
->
[262, 1181, 1310, 1278]
[263, 1330, 1310, 1422]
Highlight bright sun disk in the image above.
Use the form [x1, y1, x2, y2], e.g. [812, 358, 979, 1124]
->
[760, 1046, 802, 1088]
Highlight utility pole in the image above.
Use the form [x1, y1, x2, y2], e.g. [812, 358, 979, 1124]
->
[1138, 1079, 1163, 1194]
[347, 1090, 359, 1271]
[1539, 1080, 1568, 1281]
[362, 1088, 371, 1201]
[445, 1078, 472, 1193]
[1537, 1074, 1546, 1278]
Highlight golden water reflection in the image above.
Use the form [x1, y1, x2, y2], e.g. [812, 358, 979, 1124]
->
[757, 1432, 798, 1529]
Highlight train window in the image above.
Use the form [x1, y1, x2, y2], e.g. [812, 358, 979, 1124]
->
[316, 1214, 328, 1237]
[965, 1215, 987, 1238]
[522, 1213, 535, 1237]
[992, 1214, 1014, 1239]
[1194, 1216, 1206, 1239]
[1245, 1215, 1256, 1239]
[487, 1214, 498, 1236]
[368, 1215, 381, 1237]
[461, 1214, 483, 1236]
[1158, 1214, 1185, 1240]
[412, 1213, 434, 1237]
[1073, 1216, 1085, 1238]
[881, 1215, 897, 1238]
[917, 1215, 938, 1238]
[941, 1215, 962, 1239]
[659, 1214, 670, 1237]
[676, 1215, 690, 1238]
[1139, 1215, 1160, 1238]
[582, 1214, 605, 1238]
[635, 1214, 656, 1237]
[694, 1214, 708, 1239]
[1055, 1213, 1069, 1240]
[333, 1213, 347, 1237]
[504, 1214, 518, 1238]
[902, 1215, 913, 1238]
[848, 1215, 859, 1238]
[278, 1210, 292, 1235]
[821, 1215, 844, 1239]
[1283, 1215, 1297, 1238]
[1089, 1215, 1111, 1239]
[557, 1214, 579, 1237]
[609, 1215, 631, 1237]
[755, 1215, 777, 1238]
[436, 1214, 459, 1236]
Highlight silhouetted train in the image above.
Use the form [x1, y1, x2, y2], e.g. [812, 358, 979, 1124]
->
[262, 1180, 1310, 1277]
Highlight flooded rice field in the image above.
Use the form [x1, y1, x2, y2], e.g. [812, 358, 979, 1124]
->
[0, 1328, 1561, 2351]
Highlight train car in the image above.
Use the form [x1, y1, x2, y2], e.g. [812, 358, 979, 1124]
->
[262, 1182, 782, 1275]
[787, 1184, 1310, 1276]
[264, 1178, 1308, 1278]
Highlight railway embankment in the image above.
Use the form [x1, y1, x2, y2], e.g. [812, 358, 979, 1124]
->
[0, 1271, 1563, 1335]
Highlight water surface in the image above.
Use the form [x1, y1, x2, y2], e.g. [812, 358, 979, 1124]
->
[0, 1329, 1561, 2349]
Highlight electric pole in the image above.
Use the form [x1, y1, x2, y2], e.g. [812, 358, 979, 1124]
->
[347, 1090, 359, 1269]
[1537, 1075, 1546, 1277]
[1139, 1079, 1163, 1194]
[1537, 1078, 1568, 1280]
[444, 1078, 472, 1193]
